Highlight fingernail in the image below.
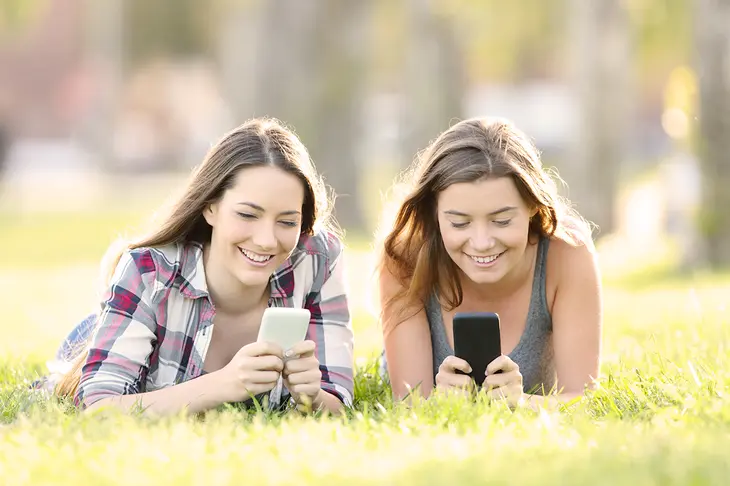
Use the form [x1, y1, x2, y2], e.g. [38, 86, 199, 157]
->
[284, 349, 294, 358]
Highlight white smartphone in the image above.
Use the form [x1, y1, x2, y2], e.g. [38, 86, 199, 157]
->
[256, 307, 311, 351]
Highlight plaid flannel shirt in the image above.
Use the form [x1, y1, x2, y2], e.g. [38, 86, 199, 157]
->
[75, 230, 354, 410]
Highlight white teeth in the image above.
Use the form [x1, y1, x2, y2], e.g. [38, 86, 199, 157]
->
[470, 252, 502, 264]
[239, 248, 272, 263]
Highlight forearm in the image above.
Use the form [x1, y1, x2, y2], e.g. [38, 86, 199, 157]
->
[84, 372, 234, 416]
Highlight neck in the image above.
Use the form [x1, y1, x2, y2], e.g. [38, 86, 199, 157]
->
[461, 241, 537, 302]
[203, 245, 270, 315]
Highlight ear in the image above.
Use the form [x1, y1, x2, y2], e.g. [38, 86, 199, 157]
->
[202, 201, 218, 227]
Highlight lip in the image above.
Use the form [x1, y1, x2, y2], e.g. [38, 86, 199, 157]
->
[238, 247, 274, 267]
[465, 250, 506, 268]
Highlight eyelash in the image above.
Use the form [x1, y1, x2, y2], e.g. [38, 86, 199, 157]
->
[450, 219, 512, 229]
[236, 212, 298, 227]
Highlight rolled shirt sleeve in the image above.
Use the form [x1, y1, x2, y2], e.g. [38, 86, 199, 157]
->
[75, 249, 158, 409]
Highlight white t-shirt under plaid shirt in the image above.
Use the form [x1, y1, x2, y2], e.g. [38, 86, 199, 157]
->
[75, 230, 355, 410]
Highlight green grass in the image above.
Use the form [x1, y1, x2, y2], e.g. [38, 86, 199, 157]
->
[1, 209, 729, 485]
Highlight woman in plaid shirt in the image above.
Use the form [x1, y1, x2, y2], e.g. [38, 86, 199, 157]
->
[53, 118, 354, 415]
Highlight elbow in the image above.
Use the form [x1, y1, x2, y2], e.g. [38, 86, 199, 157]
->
[76, 389, 126, 412]
[321, 382, 353, 409]
[78, 394, 113, 412]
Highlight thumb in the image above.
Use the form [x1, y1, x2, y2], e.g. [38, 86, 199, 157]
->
[285, 340, 316, 359]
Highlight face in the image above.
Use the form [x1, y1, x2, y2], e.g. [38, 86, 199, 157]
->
[204, 165, 305, 288]
[437, 176, 535, 286]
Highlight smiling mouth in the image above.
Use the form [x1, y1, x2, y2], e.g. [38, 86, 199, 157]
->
[466, 250, 506, 265]
[238, 247, 274, 264]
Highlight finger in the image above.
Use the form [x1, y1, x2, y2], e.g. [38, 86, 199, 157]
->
[250, 355, 284, 372]
[285, 368, 322, 386]
[486, 354, 518, 375]
[486, 386, 508, 401]
[484, 370, 521, 389]
[283, 356, 320, 375]
[437, 371, 473, 389]
[244, 341, 284, 358]
[288, 383, 320, 399]
[285, 340, 316, 359]
[440, 356, 472, 374]
[245, 370, 281, 384]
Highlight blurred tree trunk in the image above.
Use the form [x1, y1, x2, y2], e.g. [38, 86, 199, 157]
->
[252, 0, 322, 129]
[305, 0, 373, 233]
[83, 0, 125, 170]
[568, 0, 632, 238]
[695, 0, 730, 267]
[251, 0, 372, 232]
[400, 0, 465, 168]
[217, 0, 265, 122]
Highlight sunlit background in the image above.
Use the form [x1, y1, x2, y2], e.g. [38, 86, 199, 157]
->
[1, 0, 728, 364]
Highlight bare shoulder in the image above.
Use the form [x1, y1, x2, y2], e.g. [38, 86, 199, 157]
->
[376, 254, 428, 335]
[377, 256, 404, 299]
[545, 236, 601, 307]
[547, 236, 598, 269]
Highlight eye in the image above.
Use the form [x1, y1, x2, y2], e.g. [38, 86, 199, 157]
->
[494, 219, 512, 227]
[279, 220, 299, 227]
[236, 212, 256, 220]
[450, 221, 469, 229]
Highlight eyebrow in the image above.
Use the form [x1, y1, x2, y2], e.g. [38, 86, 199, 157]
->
[443, 206, 517, 217]
[236, 202, 301, 216]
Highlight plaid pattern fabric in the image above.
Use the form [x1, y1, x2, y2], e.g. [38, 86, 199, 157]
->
[75, 230, 354, 410]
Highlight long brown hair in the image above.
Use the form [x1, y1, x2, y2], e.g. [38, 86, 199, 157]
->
[56, 117, 336, 398]
[377, 117, 592, 336]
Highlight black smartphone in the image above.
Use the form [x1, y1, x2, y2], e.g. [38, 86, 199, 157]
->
[452, 312, 502, 387]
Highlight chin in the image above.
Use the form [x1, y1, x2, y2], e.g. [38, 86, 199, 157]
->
[234, 268, 272, 287]
[233, 256, 280, 283]
[463, 270, 504, 285]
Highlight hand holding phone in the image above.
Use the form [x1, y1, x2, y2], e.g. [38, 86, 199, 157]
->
[256, 307, 324, 408]
[219, 341, 285, 403]
[452, 312, 502, 387]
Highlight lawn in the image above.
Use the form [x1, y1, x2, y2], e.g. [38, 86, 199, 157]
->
[1, 206, 728, 485]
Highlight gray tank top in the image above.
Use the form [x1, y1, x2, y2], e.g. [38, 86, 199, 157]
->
[426, 237, 555, 395]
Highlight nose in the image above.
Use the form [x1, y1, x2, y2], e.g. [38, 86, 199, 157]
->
[470, 223, 496, 253]
[251, 220, 278, 251]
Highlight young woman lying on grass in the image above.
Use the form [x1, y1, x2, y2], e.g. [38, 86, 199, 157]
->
[49, 118, 354, 416]
[377, 117, 603, 410]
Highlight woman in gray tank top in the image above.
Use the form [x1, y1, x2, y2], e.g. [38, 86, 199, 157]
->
[376, 117, 602, 410]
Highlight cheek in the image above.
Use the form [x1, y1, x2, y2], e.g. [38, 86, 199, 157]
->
[498, 225, 530, 253]
[509, 220, 531, 243]
[212, 215, 258, 248]
[278, 228, 301, 252]
[218, 216, 250, 240]
[439, 226, 468, 253]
